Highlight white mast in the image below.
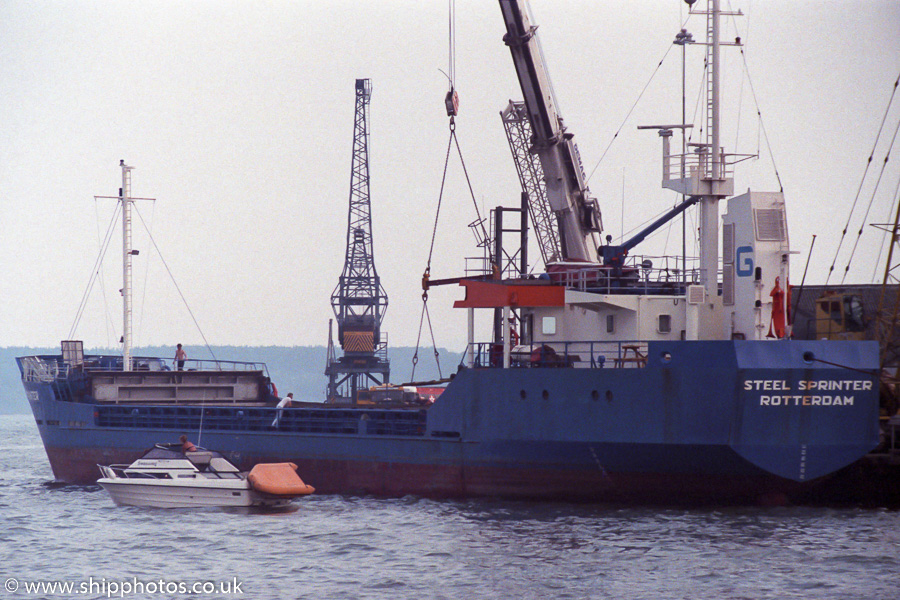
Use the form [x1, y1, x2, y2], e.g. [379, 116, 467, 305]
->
[699, 0, 723, 300]
[120, 160, 134, 372]
[655, 0, 740, 338]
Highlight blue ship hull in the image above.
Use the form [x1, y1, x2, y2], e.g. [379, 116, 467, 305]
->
[19, 340, 881, 504]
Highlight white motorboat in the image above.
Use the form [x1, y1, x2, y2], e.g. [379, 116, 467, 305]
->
[97, 444, 315, 508]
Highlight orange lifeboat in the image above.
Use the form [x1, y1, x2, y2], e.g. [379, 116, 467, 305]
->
[247, 462, 315, 498]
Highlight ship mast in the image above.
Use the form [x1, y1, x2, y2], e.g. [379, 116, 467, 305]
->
[108, 160, 154, 371]
[700, 0, 724, 301]
[120, 160, 135, 372]
[653, 0, 739, 338]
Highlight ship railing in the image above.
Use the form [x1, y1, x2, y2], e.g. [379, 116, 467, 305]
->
[662, 150, 755, 181]
[20, 356, 62, 382]
[549, 256, 700, 294]
[465, 340, 649, 369]
[79, 357, 269, 376]
[166, 358, 269, 373]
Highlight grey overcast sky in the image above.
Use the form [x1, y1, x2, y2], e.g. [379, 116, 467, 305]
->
[1, 0, 899, 355]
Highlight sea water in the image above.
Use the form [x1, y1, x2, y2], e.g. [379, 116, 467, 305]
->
[0, 414, 898, 600]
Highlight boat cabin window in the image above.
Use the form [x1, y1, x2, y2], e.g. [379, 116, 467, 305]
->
[658, 314, 672, 334]
[186, 451, 213, 470]
[209, 457, 240, 473]
[606, 315, 615, 333]
[542, 317, 556, 335]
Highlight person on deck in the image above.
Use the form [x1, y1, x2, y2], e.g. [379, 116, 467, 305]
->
[179, 434, 196, 453]
[174, 344, 187, 371]
[271, 393, 294, 428]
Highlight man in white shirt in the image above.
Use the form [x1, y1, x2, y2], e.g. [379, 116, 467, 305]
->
[271, 392, 294, 428]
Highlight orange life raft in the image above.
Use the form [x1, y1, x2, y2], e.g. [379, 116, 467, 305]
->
[247, 462, 315, 498]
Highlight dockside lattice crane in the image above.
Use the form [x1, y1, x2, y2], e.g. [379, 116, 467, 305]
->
[326, 78, 390, 404]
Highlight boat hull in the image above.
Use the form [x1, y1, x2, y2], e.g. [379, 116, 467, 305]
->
[20, 340, 882, 505]
[96, 478, 291, 508]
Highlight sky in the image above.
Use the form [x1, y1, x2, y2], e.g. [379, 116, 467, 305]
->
[1, 0, 899, 354]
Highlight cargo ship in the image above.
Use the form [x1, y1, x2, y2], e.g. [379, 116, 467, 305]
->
[17, 0, 882, 504]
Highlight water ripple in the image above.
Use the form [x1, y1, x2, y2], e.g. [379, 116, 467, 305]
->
[2, 415, 899, 599]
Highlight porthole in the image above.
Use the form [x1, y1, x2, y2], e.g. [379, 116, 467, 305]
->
[520, 390, 527, 400]
[605, 390, 613, 403]
[542, 389, 549, 400]
[591, 390, 600, 401]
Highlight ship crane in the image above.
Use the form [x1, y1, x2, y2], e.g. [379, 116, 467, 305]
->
[498, 0, 602, 263]
[326, 78, 390, 405]
[500, 100, 563, 265]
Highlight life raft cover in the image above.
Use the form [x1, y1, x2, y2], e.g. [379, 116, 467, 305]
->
[247, 462, 315, 497]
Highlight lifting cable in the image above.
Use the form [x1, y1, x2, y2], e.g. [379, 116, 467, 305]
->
[412, 0, 456, 382]
[413, 0, 491, 382]
[825, 71, 900, 286]
[414, 116, 490, 380]
[412, 127, 454, 382]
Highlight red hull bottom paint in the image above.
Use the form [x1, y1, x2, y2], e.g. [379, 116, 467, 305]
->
[46, 445, 799, 506]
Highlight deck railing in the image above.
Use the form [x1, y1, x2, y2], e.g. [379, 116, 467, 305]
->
[19, 355, 269, 381]
[463, 340, 651, 370]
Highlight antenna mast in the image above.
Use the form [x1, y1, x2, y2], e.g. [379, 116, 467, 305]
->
[120, 160, 135, 372]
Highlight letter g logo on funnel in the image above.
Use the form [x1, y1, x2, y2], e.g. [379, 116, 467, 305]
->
[736, 246, 754, 277]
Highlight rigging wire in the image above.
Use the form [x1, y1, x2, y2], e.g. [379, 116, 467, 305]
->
[136, 199, 157, 348]
[871, 172, 900, 282]
[585, 16, 686, 185]
[839, 100, 900, 284]
[826, 72, 900, 285]
[93, 197, 115, 346]
[728, 1, 749, 154]
[132, 204, 217, 363]
[734, 45, 783, 193]
[70, 202, 121, 341]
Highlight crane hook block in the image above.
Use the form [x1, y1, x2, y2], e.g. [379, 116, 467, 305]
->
[422, 270, 431, 291]
[445, 89, 459, 117]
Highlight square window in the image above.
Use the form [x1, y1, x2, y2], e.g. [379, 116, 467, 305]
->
[658, 314, 672, 334]
[542, 316, 556, 335]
